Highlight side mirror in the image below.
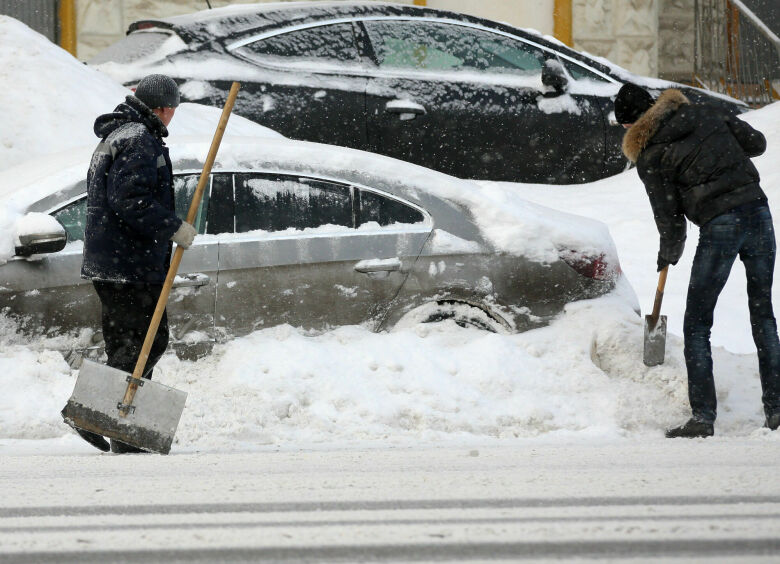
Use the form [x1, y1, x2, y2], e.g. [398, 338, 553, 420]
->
[541, 59, 569, 95]
[14, 213, 67, 257]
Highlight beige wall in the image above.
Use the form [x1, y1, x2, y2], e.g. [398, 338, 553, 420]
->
[75, 0, 666, 79]
[426, 0, 555, 36]
[572, 0, 659, 77]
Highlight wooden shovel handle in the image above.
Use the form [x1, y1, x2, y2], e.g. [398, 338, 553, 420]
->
[119, 82, 241, 416]
[649, 265, 669, 324]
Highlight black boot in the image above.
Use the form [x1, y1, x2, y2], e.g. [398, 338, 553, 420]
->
[110, 439, 145, 454]
[665, 418, 714, 438]
[74, 429, 111, 452]
[766, 413, 780, 431]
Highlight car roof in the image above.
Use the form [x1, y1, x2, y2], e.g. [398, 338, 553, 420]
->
[127, 1, 610, 75]
[0, 135, 486, 245]
[0, 135, 617, 261]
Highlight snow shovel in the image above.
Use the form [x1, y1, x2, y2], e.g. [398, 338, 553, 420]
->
[62, 82, 241, 454]
[643, 265, 669, 367]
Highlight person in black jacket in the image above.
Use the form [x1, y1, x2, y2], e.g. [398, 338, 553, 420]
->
[616, 83, 780, 437]
[76, 74, 197, 453]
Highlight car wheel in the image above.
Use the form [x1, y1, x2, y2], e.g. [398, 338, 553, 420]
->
[393, 301, 510, 334]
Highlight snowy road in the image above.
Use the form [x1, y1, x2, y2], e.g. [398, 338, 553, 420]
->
[1, 442, 779, 562]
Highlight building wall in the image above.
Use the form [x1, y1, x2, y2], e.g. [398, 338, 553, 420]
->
[572, 0, 659, 78]
[425, 0, 555, 36]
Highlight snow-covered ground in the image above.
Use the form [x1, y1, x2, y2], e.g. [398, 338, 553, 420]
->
[1, 17, 779, 454]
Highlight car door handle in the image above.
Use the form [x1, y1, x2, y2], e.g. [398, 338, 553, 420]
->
[385, 100, 426, 116]
[354, 258, 402, 273]
[173, 273, 210, 288]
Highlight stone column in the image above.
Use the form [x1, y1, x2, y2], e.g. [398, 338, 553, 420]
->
[657, 0, 695, 82]
[572, 0, 659, 78]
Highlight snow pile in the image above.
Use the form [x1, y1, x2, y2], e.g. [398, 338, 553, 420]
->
[0, 16, 280, 172]
[2, 277, 775, 450]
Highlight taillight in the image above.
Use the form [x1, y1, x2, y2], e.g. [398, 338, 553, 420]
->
[560, 250, 620, 281]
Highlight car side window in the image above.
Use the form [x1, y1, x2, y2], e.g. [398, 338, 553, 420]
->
[364, 20, 544, 75]
[237, 23, 359, 66]
[173, 174, 209, 234]
[52, 197, 87, 242]
[559, 57, 611, 83]
[234, 173, 353, 233]
[357, 190, 424, 227]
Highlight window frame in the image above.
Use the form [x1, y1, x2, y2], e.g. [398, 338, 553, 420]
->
[45, 170, 433, 243]
[231, 21, 365, 72]
[175, 169, 433, 239]
[233, 172, 357, 234]
[361, 19, 548, 76]
[225, 16, 616, 83]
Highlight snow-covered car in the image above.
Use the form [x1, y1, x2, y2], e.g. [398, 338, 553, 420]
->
[0, 136, 624, 359]
[90, 2, 744, 185]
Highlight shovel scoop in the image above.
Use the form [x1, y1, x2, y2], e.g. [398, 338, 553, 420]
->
[643, 265, 669, 367]
[61, 82, 241, 454]
[62, 360, 187, 454]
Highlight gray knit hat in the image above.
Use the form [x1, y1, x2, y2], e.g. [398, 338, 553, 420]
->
[134, 74, 180, 109]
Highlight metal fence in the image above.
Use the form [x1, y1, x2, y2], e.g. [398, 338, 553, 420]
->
[0, 0, 59, 43]
[695, 0, 780, 107]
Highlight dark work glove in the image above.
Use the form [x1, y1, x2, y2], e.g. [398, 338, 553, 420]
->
[657, 254, 677, 272]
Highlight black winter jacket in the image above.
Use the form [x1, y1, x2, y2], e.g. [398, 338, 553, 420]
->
[622, 89, 767, 265]
[81, 96, 182, 283]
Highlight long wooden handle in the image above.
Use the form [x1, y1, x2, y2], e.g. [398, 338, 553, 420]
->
[649, 264, 669, 323]
[119, 82, 241, 416]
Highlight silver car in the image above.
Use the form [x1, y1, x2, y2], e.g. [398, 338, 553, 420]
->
[0, 136, 623, 360]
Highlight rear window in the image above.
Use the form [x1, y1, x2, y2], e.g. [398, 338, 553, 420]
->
[89, 31, 183, 65]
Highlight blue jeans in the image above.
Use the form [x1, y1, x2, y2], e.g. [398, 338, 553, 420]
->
[684, 202, 780, 423]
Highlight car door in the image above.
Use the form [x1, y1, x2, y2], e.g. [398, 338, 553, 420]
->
[223, 22, 369, 149]
[360, 19, 609, 183]
[213, 172, 432, 338]
[0, 174, 218, 346]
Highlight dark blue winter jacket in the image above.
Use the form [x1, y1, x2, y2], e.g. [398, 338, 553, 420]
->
[82, 96, 182, 284]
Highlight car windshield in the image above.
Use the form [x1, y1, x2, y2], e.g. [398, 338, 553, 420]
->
[89, 30, 182, 64]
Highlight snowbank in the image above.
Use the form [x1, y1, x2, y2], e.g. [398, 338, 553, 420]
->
[2, 277, 776, 450]
[0, 16, 279, 173]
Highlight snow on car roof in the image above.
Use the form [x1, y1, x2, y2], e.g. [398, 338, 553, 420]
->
[142, 1, 411, 27]
[131, 2, 415, 43]
[0, 134, 617, 268]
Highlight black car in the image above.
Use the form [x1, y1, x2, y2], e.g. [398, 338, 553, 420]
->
[91, 2, 743, 184]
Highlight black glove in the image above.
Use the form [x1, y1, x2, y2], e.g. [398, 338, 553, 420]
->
[657, 254, 677, 272]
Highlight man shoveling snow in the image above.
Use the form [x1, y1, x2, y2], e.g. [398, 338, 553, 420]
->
[616, 83, 780, 438]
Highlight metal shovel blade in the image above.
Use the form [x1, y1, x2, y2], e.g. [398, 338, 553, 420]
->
[643, 314, 667, 367]
[61, 360, 187, 454]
